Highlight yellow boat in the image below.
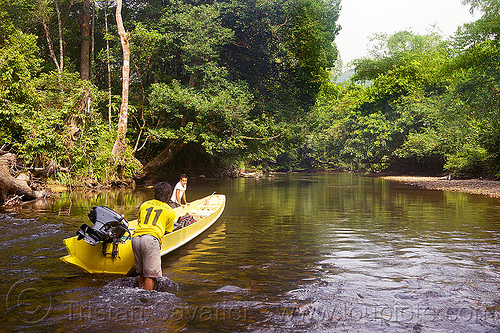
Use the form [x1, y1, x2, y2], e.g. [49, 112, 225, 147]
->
[60, 194, 225, 275]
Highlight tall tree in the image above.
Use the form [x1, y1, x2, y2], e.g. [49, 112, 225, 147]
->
[103, 0, 113, 129]
[31, 0, 64, 78]
[80, 0, 90, 80]
[112, 0, 130, 172]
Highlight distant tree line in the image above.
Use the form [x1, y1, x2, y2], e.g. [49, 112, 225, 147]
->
[306, 0, 500, 178]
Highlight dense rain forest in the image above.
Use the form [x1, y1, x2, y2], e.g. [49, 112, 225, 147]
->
[0, 0, 499, 202]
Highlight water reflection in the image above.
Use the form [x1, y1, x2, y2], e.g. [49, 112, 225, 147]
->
[0, 173, 499, 332]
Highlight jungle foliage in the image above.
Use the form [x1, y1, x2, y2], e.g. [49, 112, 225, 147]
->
[306, 1, 500, 177]
[0, 0, 340, 184]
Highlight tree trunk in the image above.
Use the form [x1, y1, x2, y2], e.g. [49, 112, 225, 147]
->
[91, 1, 95, 78]
[105, 3, 112, 130]
[112, 0, 130, 170]
[0, 154, 44, 205]
[136, 140, 186, 181]
[36, 0, 63, 79]
[54, 0, 64, 74]
[42, 20, 61, 76]
[80, 0, 90, 80]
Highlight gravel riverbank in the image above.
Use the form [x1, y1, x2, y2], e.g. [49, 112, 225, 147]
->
[379, 175, 500, 198]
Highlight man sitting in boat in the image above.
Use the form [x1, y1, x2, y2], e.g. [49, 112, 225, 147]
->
[169, 174, 188, 208]
[132, 182, 176, 290]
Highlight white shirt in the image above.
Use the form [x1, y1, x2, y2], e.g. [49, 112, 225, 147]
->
[170, 181, 187, 204]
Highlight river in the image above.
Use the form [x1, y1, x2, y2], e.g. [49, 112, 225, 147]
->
[0, 173, 499, 332]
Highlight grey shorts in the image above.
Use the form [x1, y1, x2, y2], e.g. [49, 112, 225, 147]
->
[131, 234, 162, 278]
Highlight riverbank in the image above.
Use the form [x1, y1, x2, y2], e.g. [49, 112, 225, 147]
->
[379, 175, 500, 198]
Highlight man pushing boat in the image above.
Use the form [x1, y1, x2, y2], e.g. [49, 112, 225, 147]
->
[132, 182, 176, 290]
[60, 190, 226, 275]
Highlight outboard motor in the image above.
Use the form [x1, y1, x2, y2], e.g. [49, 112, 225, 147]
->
[76, 206, 130, 258]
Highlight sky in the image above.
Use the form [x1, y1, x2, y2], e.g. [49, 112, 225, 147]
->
[335, 0, 477, 64]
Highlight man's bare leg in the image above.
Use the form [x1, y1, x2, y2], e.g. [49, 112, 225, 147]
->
[138, 275, 145, 289]
[144, 277, 155, 290]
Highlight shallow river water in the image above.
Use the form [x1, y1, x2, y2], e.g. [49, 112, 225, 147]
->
[0, 173, 499, 332]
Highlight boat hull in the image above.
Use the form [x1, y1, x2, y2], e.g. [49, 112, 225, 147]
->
[60, 194, 225, 275]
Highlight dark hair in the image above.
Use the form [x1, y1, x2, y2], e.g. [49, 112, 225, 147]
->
[180, 173, 187, 180]
[153, 182, 172, 203]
